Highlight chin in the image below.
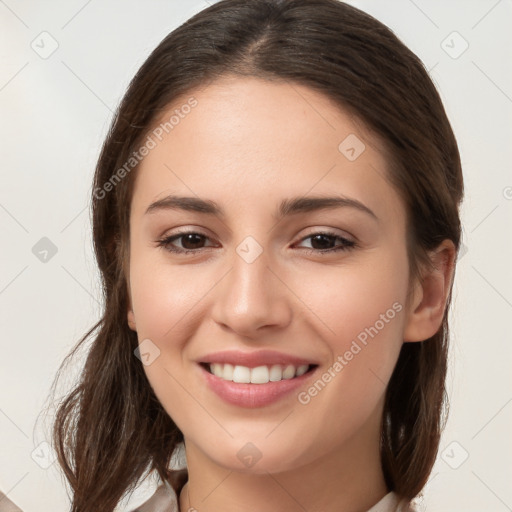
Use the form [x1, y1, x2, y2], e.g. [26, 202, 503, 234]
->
[195, 435, 313, 475]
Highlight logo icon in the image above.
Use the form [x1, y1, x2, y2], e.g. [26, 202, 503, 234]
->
[441, 31, 469, 59]
[134, 338, 161, 366]
[32, 237, 58, 263]
[441, 440, 469, 469]
[236, 236, 263, 264]
[338, 134, 366, 161]
[31, 31, 59, 59]
[236, 442, 262, 468]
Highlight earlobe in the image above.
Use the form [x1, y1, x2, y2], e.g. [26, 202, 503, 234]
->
[127, 308, 137, 331]
[403, 239, 456, 342]
[125, 261, 137, 331]
[127, 284, 137, 332]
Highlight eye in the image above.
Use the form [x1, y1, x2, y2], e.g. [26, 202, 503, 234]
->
[294, 231, 357, 255]
[156, 229, 357, 255]
[156, 231, 215, 254]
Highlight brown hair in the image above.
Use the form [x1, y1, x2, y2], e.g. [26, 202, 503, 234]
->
[48, 0, 464, 510]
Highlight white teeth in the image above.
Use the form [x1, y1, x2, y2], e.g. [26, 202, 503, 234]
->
[210, 363, 223, 377]
[223, 363, 234, 380]
[250, 365, 269, 384]
[269, 364, 282, 381]
[208, 363, 311, 384]
[232, 365, 251, 383]
[282, 364, 296, 379]
[295, 364, 308, 377]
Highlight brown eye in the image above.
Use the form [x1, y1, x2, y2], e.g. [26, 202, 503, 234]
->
[295, 231, 356, 255]
[156, 230, 357, 256]
[157, 231, 215, 254]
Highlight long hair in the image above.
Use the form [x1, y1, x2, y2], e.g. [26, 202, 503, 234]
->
[48, 1, 464, 510]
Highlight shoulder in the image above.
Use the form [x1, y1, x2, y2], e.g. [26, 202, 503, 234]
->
[0, 491, 23, 512]
[129, 469, 187, 512]
[129, 484, 177, 512]
[397, 496, 419, 512]
[367, 491, 417, 512]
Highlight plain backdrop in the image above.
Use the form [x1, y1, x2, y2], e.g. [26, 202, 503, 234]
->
[1, 0, 511, 510]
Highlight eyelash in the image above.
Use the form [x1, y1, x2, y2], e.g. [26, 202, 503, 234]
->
[156, 230, 357, 256]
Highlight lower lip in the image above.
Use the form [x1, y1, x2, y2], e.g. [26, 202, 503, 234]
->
[199, 364, 317, 408]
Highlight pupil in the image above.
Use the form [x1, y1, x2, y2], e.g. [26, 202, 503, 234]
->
[312, 234, 334, 250]
[183, 234, 203, 249]
[180, 234, 336, 250]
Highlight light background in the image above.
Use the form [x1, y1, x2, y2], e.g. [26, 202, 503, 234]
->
[0, 0, 511, 510]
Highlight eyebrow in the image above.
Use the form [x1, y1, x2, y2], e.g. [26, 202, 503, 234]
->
[145, 194, 378, 221]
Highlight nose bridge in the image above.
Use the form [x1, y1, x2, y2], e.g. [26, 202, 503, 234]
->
[211, 235, 291, 336]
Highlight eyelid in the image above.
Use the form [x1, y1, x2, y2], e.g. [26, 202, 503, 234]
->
[297, 226, 355, 243]
[158, 229, 217, 250]
[157, 226, 354, 245]
[293, 230, 356, 252]
[156, 227, 358, 256]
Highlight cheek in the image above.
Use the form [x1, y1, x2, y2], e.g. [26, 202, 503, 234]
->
[129, 256, 208, 341]
[290, 250, 408, 414]
[129, 258, 215, 433]
[292, 255, 408, 424]
[292, 248, 408, 348]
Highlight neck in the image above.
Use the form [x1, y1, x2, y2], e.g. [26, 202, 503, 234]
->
[178, 408, 388, 512]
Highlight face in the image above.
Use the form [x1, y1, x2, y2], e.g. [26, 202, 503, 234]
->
[126, 75, 415, 474]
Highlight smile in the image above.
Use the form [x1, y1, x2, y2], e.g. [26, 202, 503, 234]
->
[205, 362, 313, 384]
[198, 360, 319, 408]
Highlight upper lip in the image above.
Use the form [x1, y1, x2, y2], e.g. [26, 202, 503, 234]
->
[198, 350, 317, 368]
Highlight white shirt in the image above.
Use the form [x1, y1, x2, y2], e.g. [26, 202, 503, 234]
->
[132, 479, 417, 512]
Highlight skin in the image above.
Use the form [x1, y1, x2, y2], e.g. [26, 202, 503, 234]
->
[126, 75, 455, 512]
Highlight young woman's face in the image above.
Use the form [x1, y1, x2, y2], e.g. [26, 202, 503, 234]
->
[127, 76, 415, 473]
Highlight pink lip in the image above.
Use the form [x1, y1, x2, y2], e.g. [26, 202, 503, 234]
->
[196, 350, 319, 408]
[198, 349, 317, 368]
[199, 366, 316, 408]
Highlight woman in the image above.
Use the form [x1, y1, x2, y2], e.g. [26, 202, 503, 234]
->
[50, 0, 464, 510]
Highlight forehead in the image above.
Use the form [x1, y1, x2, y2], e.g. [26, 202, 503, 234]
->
[130, 76, 404, 225]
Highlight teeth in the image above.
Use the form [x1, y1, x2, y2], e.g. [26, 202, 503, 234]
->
[222, 363, 234, 380]
[282, 364, 296, 379]
[232, 365, 251, 383]
[269, 364, 282, 381]
[295, 364, 308, 377]
[250, 366, 269, 384]
[209, 363, 310, 384]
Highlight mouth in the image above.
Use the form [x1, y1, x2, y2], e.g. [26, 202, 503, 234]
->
[196, 349, 320, 407]
[200, 362, 318, 384]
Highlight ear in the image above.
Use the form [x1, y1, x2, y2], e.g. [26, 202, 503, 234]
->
[122, 238, 137, 332]
[126, 280, 137, 332]
[403, 239, 457, 342]
[127, 305, 137, 332]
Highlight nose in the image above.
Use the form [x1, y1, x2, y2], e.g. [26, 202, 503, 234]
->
[210, 244, 293, 338]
